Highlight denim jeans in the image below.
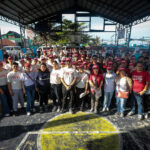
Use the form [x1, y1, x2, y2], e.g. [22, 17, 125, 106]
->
[130, 91, 143, 115]
[103, 92, 114, 108]
[116, 97, 127, 114]
[25, 85, 35, 112]
[0, 86, 10, 114]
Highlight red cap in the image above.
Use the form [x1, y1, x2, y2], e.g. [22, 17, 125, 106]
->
[121, 60, 126, 63]
[60, 62, 65, 65]
[78, 59, 82, 63]
[81, 54, 85, 57]
[107, 66, 113, 70]
[92, 65, 99, 69]
[72, 62, 78, 65]
[116, 57, 121, 61]
[0, 61, 3, 65]
[24, 63, 31, 68]
[74, 54, 78, 57]
[82, 61, 87, 65]
[20, 59, 25, 62]
[34, 58, 38, 61]
[26, 57, 31, 61]
[43, 50, 47, 52]
[41, 57, 47, 60]
[66, 58, 72, 62]
[8, 56, 13, 60]
[129, 63, 134, 66]
[62, 58, 66, 62]
[118, 67, 126, 71]
[49, 55, 54, 59]
[108, 61, 113, 65]
[78, 65, 84, 69]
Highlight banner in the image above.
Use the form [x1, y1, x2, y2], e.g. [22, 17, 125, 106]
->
[0, 50, 3, 61]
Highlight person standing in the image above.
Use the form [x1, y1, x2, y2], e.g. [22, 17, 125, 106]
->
[60, 58, 77, 114]
[89, 65, 103, 113]
[21, 63, 36, 116]
[35, 63, 50, 113]
[115, 67, 132, 117]
[102, 66, 116, 112]
[0, 61, 11, 116]
[50, 61, 62, 112]
[128, 62, 149, 120]
[7, 62, 24, 116]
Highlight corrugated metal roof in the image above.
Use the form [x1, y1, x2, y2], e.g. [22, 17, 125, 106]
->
[0, 0, 150, 25]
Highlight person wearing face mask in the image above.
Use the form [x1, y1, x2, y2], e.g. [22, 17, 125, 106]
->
[102, 66, 116, 112]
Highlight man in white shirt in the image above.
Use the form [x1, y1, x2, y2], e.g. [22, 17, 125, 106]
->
[60, 58, 77, 114]
[7, 62, 24, 116]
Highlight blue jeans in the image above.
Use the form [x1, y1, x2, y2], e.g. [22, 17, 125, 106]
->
[116, 97, 127, 114]
[103, 92, 114, 108]
[130, 91, 143, 115]
[0, 85, 10, 114]
[25, 85, 35, 112]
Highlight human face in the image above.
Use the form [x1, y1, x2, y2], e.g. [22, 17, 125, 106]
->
[12, 65, 18, 72]
[53, 62, 58, 69]
[25, 66, 30, 72]
[136, 63, 143, 72]
[40, 64, 47, 72]
[93, 68, 99, 75]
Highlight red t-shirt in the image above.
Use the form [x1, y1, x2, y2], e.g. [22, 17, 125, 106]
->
[89, 73, 103, 92]
[132, 70, 150, 93]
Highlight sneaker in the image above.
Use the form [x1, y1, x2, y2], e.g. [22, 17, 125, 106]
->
[57, 107, 61, 112]
[40, 107, 43, 113]
[120, 113, 124, 117]
[69, 108, 73, 114]
[144, 113, 149, 119]
[106, 108, 109, 112]
[31, 108, 36, 113]
[4, 113, 10, 117]
[45, 105, 49, 112]
[138, 115, 143, 120]
[94, 110, 98, 114]
[102, 108, 106, 112]
[27, 112, 31, 116]
[127, 111, 135, 116]
[52, 106, 57, 112]
[90, 108, 94, 112]
[115, 112, 120, 116]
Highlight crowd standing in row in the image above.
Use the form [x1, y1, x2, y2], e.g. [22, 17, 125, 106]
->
[0, 47, 150, 120]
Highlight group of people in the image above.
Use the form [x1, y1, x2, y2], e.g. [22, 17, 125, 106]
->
[0, 47, 149, 120]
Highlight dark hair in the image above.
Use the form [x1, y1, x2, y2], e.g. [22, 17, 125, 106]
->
[136, 61, 143, 66]
[40, 63, 47, 67]
[13, 62, 18, 66]
[53, 60, 58, 64]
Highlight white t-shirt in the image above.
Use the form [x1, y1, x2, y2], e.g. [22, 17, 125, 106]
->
[50, 69, 61, 84]
[103, 73, 116, 92]
[61, 67, 78, 85]
[76, 72, 89, 89]
[7, 71, 23, 90]
[0, 69, 8, 86]
[116, 77, 128, 92]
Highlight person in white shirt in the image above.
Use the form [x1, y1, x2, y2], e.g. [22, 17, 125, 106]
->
[102, 66, 116, 112]
[7, 62, 24, 116]
[0, 61, 11, 116]
[115, 67, 132, 117]
[60, 58, 77, 114]
[50, 61, 62, 112]
[76, 65, 89, 111]
[4, 56, 14, 71]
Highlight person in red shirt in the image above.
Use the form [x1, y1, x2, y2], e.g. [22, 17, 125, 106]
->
[128, 62, 149, 120]
[89, 65, 103, 113]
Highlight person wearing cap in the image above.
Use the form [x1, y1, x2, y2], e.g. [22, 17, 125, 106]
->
[47, 55, 54, 67]
[128, 62, 149, 120]
[35, 63, 50, 113]
[0, 61, 11, 116]
[115, 67, 132, 117]
[32, 58, 39, 72]
[60, 58, 78, 114]
[75, 65, 89, 111]
[21, 63, 36, 116]
[102, 66, 116, 112]
[40, 50, 48, 60]
[7, 62, 25, 116]
[89, 65, 104, 113]
[4, 56, 14, 71]
[50, 61, 62, 112]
